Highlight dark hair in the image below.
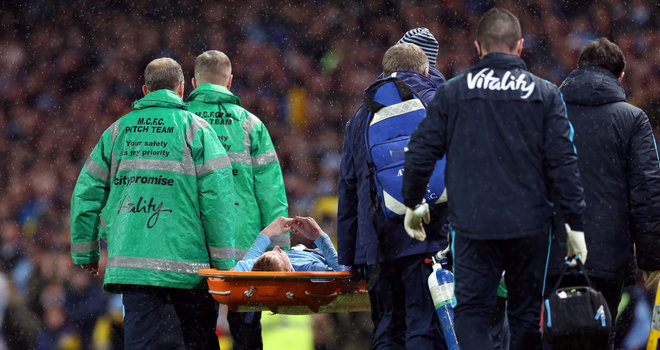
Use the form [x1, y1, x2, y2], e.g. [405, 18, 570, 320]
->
[251, 254, 285, 272]
[144, 57, 184, 92]
[476, 8, 521, 53]
[578, 37, 625, 77]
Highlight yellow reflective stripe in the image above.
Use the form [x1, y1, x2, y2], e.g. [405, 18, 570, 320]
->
[71, 240, 100, 254]
[208, 246, 234, 260]
[196, 155, 231, 176]
[107, 256, 210, 274]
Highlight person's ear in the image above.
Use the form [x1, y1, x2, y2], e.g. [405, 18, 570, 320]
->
[474, 40, 482, 58]
[514, 38, 524, 56]
[423, 67, 429, 77]
[226, 75, 233, 89]
[142, 85, 150, 96]
[175, 80, 184, 99]
[618, 71, 625, 83]
[191, 77, 198, 89]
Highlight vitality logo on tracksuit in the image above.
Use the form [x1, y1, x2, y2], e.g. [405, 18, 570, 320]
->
[467, 68, 535, 99]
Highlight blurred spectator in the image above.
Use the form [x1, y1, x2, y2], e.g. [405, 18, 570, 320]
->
[0, 1, 658, 348]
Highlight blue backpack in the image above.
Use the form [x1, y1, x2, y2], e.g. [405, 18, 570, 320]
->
[363, 76, 447, 218]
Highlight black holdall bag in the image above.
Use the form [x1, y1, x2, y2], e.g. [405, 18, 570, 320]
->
[543, 257, 612, 349]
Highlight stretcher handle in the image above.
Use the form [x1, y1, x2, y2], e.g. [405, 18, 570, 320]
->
[305, 291, 338, 298]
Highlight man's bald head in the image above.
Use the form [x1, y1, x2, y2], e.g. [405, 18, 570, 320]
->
[144, 57, 184, 92]
[194, 50, 232, 86]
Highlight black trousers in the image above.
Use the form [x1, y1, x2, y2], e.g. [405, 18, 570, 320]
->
[227, 310, 263, 350]
[452, 230, 550, 350]
[122, 285, 219, 350]
[367, 254, 448, 350]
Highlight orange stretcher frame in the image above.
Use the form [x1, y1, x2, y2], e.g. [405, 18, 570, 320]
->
[199, 269, 370, 314]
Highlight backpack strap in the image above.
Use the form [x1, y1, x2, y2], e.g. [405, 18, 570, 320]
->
[363, 77, 420, 113]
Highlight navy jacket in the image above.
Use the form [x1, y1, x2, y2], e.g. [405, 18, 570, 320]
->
[548, 66, 660, 279]
[402, 53, 586, 240]
[338, 71, 447, 266]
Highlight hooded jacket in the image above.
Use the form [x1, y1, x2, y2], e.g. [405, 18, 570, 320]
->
[70, 89, 236, 292]
[548, 66, 660, 279]
[338, 71, 447, 266]
[402, 53, 586, 240]
[186, 84, 288, 259]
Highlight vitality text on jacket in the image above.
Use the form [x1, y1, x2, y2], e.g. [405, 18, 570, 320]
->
[467, 68, 535, 99]
[117, 195, 173, 229]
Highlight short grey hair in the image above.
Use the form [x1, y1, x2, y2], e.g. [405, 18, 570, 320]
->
[194, 50, 232, 86]
[382, 43, 429, 76]
[144, 58, 184, 92]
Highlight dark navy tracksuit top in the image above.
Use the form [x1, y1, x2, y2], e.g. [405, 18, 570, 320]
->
[402, 53, 586, 239]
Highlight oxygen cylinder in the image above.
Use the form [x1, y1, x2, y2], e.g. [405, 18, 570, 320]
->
[428, 253, 460, 350]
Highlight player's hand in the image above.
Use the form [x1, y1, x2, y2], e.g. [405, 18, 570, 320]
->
[404, 203, 430, 241]
[566, 224, 587, 267]
[291, 216, 324, 240]
[261, 217, 294, 238]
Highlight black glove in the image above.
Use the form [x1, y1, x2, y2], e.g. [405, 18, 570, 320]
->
[350, 264, 368, 282]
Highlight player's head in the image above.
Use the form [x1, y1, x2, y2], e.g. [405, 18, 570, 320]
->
[382, 43, 429, 76]
[578, 37, 626, 79]
[475, 7, 523, 57]
[193, 50, 233, 89]
[143, 57, 184, 97]
[251, 246, 294, 272]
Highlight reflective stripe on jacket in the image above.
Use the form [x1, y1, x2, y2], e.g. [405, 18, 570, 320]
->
[186, 84, 288, 259]
[70, 89, 236, 292]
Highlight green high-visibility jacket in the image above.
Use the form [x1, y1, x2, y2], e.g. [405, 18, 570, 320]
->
[70, 89, 236, 293]
[186, 84, 288, 259]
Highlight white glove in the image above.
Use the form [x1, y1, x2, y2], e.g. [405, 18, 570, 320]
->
[404, 203, 430, 241]
[565, 224, 587, 267]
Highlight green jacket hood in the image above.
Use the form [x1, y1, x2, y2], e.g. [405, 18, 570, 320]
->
[133, 89, 187, 110]
[187, 84, 241, 106]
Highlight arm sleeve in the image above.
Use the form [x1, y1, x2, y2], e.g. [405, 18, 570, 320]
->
[249, 117, 289, 247]
[314, 233, 347, 271]
[337, 117, 358, 266]
[233, 233, 271, 271]
[402, 94, 448, 208]
[70, 129, 113, 265]
[543, 89, 586, 231]
[627, 110, 660, 270]
[191, 120, 236, 270]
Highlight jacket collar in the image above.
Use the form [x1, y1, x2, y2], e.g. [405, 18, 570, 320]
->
[559, 66, 626, 106]
[371, 71, 436, 92]
[186, 83, 241, 105]
[471, 52, 528, 72]
[133, 89, 187, 110]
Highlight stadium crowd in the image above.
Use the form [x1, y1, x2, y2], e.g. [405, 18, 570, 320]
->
[0, 0, 658, 348]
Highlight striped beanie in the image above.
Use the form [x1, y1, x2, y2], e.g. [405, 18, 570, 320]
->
[396, 27, 439, 66]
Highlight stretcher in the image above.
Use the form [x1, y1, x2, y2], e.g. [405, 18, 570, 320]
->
[199, 269, 370, 314]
